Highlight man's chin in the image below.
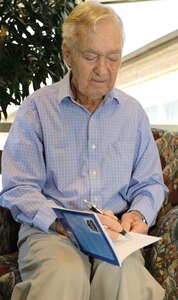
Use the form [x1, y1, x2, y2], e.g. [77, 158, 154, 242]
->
[88, 87, 109, 99]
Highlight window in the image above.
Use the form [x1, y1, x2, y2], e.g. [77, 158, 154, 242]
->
[103, 0, 178, 126]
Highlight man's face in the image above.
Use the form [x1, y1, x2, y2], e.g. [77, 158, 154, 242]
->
[64, 18, 123, 101]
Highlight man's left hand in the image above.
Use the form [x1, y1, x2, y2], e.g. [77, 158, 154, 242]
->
[120, 210, 148, 234]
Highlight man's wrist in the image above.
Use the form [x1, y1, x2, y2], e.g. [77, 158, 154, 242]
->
[129, 210, 147, 224]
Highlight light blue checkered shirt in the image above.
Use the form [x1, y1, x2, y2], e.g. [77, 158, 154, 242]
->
[0, 72, 167, 232]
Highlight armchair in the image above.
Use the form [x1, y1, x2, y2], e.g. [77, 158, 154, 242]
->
[0, 128, 177, 300]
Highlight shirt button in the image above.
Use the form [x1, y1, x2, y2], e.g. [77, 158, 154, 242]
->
[92, 170, 97, 176]
[92, 144, 96, 149]
[93, 197, 98, 203]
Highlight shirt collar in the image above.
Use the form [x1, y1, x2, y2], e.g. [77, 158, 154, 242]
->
[57, 71, 74, 103]
[57, 71, 120, 105]
[103, 89, 120, 105]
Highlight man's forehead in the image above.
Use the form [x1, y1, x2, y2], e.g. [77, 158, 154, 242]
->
[75, 20, 123, 53]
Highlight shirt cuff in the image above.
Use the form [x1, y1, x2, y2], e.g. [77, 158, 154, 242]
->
[33, 204, 57, 233]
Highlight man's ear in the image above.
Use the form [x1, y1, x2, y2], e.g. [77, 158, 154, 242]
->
[62, 42, 72, 68]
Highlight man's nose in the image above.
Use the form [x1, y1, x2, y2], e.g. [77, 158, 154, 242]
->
[94, 57, 108, 76]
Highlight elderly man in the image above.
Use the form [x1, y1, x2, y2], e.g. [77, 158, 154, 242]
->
[0, 2, 166, 299]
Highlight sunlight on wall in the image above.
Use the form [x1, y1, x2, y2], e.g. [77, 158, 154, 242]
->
[108, 0, 178, 56]
[108, 0, 178, 125]
[121, 70, 178, 124]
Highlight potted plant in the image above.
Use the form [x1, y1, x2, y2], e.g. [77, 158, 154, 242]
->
[0, 0, 82, 119]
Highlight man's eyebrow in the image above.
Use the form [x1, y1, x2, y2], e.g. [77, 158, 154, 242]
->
[81, 50, 97, 54]
[81, 50, 121, 55]
[107, 51, 122, 56]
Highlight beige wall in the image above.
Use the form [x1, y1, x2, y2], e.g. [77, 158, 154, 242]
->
[116, 30, 178, 89]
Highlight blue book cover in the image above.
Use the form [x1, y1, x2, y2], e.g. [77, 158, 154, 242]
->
[52, 206, 161, 266]
[52, 207, 120, 266]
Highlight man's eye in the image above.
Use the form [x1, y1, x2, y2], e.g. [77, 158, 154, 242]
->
[84, 55, 97, 61]
[107, 55, 119, 61]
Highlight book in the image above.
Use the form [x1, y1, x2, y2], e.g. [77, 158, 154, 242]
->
[52, 205, 161, 266]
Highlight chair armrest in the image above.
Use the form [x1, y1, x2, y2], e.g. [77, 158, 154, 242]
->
[148, 206, 178, 300]
[0, 207, 20, 255]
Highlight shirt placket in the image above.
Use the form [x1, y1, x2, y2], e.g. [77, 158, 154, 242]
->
[88, 115, 101, 206]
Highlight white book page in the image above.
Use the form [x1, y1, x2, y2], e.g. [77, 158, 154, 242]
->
[113, 232, 161, 264]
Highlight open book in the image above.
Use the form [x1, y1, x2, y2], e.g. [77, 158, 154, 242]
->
[52, 206, 161, 266]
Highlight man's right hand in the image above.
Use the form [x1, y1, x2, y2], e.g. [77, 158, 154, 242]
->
[54, 219, 68, 237]
[98, 210, 124, 240]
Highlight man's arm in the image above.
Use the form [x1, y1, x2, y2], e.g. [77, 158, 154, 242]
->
[120, 105, 168, 228]
[0, 98, 56, 232]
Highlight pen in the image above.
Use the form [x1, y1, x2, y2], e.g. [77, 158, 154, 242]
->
[83, 199, 132, 240]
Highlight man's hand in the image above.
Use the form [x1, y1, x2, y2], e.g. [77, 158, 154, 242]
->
[54, 219, 68, 237]
[53, 209, 148, 240]
[121, 211, 148, 234]
[97, 209, 124, 240]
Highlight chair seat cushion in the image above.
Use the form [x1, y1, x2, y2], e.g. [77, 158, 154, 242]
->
[0, 270, 21, 300]
[0, 253, 19, 277]
[0, 252, 21, 300]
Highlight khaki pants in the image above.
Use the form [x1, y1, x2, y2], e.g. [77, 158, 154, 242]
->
[12, 225, 165, 300]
